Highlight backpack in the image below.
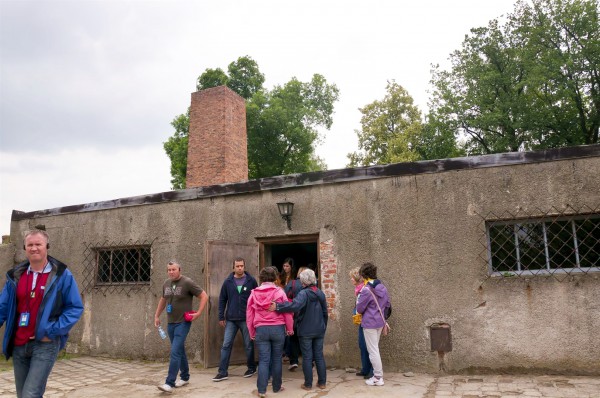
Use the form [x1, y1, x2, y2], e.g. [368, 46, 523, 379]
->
[366, 283, 392, 319]
[384, 303, 392, 320]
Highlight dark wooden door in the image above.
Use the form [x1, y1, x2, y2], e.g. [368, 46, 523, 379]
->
[204, 241, 258, 368]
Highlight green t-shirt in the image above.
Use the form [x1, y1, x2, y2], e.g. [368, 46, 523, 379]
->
[162, 275, 203, 324]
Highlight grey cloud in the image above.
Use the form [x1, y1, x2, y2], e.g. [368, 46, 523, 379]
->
[0, 1, 192, 152]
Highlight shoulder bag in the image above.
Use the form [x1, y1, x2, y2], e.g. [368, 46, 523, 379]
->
[366, 287, 391, 336]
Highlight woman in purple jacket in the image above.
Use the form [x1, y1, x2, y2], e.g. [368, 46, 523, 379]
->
[355, 262, 391, 387]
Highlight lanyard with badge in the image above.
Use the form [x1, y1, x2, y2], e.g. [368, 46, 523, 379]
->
[167, 281, 177, 313]
[19, 270, 42, 327]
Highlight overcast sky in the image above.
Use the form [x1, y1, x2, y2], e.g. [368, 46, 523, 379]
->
[0, 0, 518, 237]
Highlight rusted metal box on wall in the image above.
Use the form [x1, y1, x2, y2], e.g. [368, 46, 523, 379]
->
[430, 323, 452, 352]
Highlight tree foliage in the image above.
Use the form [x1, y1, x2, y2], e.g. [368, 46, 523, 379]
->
[429, 0, 600, 155]
[348, 81, 461, 167]
[165, 56, 339, 189]
[163, 110, 189, 189]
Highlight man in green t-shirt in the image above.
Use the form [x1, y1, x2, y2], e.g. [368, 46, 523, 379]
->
[154, 261, 208, 393]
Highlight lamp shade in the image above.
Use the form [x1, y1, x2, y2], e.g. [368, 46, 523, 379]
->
[277, 201, 294, 217]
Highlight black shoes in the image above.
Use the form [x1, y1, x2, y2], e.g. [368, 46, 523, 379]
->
[212, 374, 228, 382]
[356, 371, 374, 379]
[243, 369, 256, 378]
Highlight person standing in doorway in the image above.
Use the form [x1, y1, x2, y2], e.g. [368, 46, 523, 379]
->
[278, 258, 294, 288]
[155, 260, 208, 393]
[283, 265, 305, 371]
[0, 229, 84, 398]
[212, 257, 258, 382]
[279, 258, 294, 363]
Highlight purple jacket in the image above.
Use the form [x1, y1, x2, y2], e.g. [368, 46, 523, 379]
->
[356, 279, 390, 329]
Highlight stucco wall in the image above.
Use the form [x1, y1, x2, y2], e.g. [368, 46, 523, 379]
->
[6, 154, 600, 373]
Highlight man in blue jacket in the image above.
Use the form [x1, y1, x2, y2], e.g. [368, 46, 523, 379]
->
[0, 229, 83, 397]
[212, 257, 258, 381]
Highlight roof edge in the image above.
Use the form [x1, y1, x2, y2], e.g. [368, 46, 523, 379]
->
[12, 144, 600, 222]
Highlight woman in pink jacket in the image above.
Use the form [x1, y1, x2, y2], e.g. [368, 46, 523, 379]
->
[246, 266, 294, 398]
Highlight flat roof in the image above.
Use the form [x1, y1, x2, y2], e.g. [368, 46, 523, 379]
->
[12, 144, 600, 222]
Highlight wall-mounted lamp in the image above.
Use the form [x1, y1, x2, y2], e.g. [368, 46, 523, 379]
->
[277, 201, 294, 230]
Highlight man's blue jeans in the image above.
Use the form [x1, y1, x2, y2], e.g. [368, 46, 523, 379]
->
[358, 326, 373, 376]
[13, 339, 60, 398]
[166, 322, 191, 387]
[218, 320, 255, 375]
[255, 325, 285, 394]
[299, 335, 326, 388]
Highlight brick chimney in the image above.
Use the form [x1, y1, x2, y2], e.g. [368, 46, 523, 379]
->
[186, 86, 248, 188]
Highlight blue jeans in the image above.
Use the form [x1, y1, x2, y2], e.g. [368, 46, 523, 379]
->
[299, 336, 326, 387]
[166, 322, 191, 387]
[13, 339, 60, 398]
[218, 320, 255, 375]
[358, 326, 373, 376]
[255, 325, 285, 394]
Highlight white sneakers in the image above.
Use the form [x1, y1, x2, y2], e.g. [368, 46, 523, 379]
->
[365, 376, 384, 386]
[175, 379, 189, 387]
[157, 383, 173, 393]
[157, 379, 188, 393]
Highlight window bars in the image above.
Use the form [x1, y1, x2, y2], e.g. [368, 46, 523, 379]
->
[82, 239, 154, 295]
[480, 205, 600, 280]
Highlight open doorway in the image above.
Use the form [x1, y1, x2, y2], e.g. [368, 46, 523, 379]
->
[258, 234, 319, 284]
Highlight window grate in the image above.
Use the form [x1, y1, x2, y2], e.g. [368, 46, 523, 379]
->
[479, 205, 600, 280]
[82, 239, 154, 295]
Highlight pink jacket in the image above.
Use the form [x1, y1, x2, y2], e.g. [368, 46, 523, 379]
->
[354, 283, 363, 296]
[246, 282, 294, 339]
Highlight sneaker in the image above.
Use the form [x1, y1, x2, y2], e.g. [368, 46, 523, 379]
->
[175, 379, 189, 387]
[365, 376, 384, 386]
[244, 369, 256, 378]
[157, 383, 173, 393]
[288, 363, 298, 371]
[212, 373, 228, 382]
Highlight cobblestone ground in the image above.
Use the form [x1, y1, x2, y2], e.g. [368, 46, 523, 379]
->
[0, 356, 598, 397]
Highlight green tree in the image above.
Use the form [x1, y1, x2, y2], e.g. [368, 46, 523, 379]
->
[348, 81, 460, 166]
[248, 75, 337, 177]
[196, 68, 228, 91]
[164, 56, 339, 188]
[429, 0, 599, 155]
[163, 109, 189, 189]
[517, 0, 600, 147]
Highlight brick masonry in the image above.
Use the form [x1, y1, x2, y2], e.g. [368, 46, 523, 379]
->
[186, 86, 248, 188]
[320, 239, 338, 321]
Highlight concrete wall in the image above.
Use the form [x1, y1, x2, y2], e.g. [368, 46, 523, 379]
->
[6, 152, 600, 373]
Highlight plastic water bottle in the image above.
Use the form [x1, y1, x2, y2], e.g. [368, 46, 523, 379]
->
[158, 325, 167, 340]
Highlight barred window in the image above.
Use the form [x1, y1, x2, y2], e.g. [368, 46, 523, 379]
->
[96, 246, 151, 285]
[487, 214, 600, 276]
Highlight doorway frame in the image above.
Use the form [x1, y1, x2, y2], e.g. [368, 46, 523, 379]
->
[257, 234, 320, 272]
